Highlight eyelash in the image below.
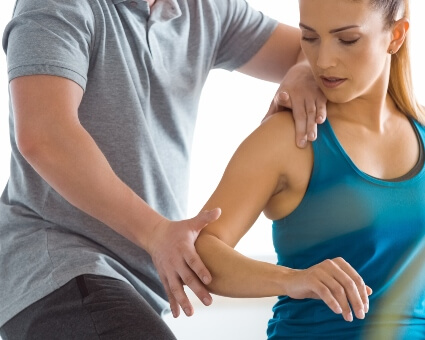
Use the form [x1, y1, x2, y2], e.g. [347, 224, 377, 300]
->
[301, 37, 317, 42]
[301, 37, 360, 46]
[340, 38, 360, 45]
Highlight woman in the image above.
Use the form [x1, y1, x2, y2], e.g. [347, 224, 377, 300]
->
[195, 0, 425, 338]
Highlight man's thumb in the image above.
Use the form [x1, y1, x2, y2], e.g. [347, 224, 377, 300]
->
[194, 208, 221, 230]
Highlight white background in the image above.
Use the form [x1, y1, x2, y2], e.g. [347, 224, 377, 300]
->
[0, 1, 424, 339]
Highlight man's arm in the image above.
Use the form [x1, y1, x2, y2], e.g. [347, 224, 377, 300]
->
[237, 23, 301, 83]
[11, 74, 219, 318]
[237, 23, 327, 148]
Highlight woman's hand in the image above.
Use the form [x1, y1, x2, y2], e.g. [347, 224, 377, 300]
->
[284, 257, 372, 322]
[146, 208, 221, 318]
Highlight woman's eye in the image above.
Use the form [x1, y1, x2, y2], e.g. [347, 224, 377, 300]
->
[302, 36, 318, 42]
[339, 38, 360, 45]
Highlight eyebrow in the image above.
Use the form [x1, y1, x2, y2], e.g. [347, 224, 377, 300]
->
[299, 23, 360, 33]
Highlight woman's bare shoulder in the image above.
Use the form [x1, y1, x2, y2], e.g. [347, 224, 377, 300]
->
[259, 111, 314, 220]
[257, 110, 299, 152]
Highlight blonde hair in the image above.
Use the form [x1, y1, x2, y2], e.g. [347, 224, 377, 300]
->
[373, 0, 425, 123]
[386, 0, 425, 125]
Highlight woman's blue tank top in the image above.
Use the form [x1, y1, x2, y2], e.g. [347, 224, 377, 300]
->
[268, 118, 425, 339]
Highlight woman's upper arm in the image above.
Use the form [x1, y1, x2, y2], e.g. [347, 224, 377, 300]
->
[200, 112, 297, 247]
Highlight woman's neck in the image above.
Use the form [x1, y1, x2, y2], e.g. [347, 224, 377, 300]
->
[327, 93, 402, 134]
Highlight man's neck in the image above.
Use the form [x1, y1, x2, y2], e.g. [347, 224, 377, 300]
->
[146, 0, 156, 8]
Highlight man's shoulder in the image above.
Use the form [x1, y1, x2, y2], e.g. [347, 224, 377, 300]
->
[183, 0, 253, 20]
[13, 0, 98, 19]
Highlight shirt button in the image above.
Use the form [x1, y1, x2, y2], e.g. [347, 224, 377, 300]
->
[129, 1, 138, 7]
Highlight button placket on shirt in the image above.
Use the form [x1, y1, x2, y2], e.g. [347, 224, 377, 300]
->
[127, 0, 150, 14]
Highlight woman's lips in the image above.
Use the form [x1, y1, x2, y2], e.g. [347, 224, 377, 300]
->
[320, 76, 347, 89]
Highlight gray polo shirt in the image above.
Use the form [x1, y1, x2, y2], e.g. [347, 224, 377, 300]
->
[0, 0, 277, 326]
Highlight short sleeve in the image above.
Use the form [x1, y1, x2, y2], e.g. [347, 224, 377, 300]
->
[212, 0, 278, 71]
[2, 0, 96, 90]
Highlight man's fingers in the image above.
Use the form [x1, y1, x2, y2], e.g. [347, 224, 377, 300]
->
[315, 91, 328, 123]
[168, 291, 180, 318]
[316, 99, 327, 124]
[264, 90, 291, 123]
[160, 274, 181, 318]
[168, 274, 194, 317]
[275, 91, 291, 108]
[292, 105, 308, 148]
[184, 251, 212, 285]
[191, 208, 221, 232]
[183, 252, 213, 304]
[264, 99, 277, 121]
[177, 262, 213, 308]
[305, 99, 318, 141]
[151, 213, 221, 318]
[159, 253, 213, 317]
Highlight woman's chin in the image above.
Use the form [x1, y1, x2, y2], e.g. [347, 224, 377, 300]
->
[322, 91, 355, 105]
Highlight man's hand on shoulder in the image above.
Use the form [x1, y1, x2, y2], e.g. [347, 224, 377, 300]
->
[264, 61, 327, 148]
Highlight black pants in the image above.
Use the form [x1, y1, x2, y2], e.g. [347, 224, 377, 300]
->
[0, 274, 177, 340]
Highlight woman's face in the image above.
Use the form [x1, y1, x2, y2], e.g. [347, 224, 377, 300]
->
[299, 0, 393, 104]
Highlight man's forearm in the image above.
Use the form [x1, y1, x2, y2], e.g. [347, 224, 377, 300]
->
[20, 120, 164, 252]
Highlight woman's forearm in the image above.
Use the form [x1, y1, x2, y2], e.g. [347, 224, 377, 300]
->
[195, 233, 293, 298]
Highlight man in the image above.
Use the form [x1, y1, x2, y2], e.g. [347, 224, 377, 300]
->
[0, 0, 325, 338]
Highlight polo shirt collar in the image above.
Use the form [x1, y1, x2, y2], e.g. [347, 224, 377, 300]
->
[112, 0, 182, 22]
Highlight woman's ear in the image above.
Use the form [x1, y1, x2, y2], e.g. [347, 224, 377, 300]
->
[387, 18, 410, 54]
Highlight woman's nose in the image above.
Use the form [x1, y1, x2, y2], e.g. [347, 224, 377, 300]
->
[316, 44, 338, 70]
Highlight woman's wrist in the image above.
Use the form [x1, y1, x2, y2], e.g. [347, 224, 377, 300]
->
[277, 266, 299, 297]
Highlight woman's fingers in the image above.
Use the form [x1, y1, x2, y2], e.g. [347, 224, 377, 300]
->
[292, 258, 372, 322]
[332, 257, 369, 318]
[317, 271, 355, 322]
[313, 281, 344, 315]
